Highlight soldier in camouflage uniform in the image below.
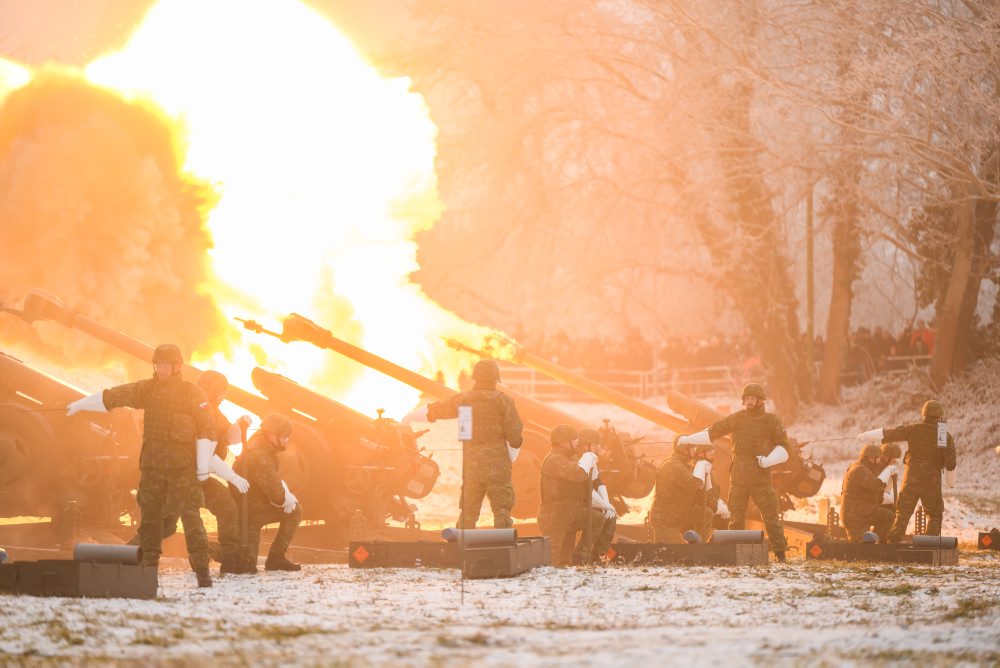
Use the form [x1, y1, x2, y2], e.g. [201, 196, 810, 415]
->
[841, 444, 895, 542]
[677, 383, 789, 561]
[233, 413, 302, 572]
[537, 425, 600, 566]
[575, 429, 617, 562]
[128, 371, 252, 574]
[66, 344, 217, 587]
[410, 359, 523, 529]
[649, 436, 716, 543]
[857, 400, 957, 541]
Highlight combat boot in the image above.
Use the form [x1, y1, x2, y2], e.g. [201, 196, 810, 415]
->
[195, 568, 213, 588]
[264, 553, 301, 572]
[219, 556, 240, 576]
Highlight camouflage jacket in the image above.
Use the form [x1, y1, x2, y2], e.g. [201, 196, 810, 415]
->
[233, 431, 286, 512]
[537, 445, 589, 534]
[650, 452, 705, 527]
[709, 409, 789, 485]
[841, 459, 885, 521]
[882, 419, 957, 483]
[103, 374, 215, 471]
[428, 385, 523, 484]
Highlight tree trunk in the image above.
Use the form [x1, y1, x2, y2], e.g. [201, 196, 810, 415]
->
[930, 187, 976, 388]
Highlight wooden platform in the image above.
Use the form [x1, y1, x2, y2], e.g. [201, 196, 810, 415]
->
[805, 540, 958, 565]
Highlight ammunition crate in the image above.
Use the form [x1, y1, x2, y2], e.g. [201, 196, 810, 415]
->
[348, 537, 550, 578]
[607, 542, 769, 566]
[805, 541, 958, 565]
[0, 560, 158, 599]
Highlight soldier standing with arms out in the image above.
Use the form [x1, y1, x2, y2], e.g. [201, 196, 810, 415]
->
[537, 425, 598, 566]
[576, 429, 616, 562]
[403, 359, 523, 529]
[841, 444, 897, 542]
[649, 436, 717, 543]
[857, 400, 957, 541]
[66, 344, 217, 587]
[125, 370, 251, 575]
[234, 413, 302, 572]
[677, 383, 789, 561]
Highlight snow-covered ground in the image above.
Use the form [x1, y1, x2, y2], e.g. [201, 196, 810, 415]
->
[3, 554, 999, 665]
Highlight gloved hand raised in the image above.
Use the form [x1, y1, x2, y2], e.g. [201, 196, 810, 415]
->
[856, 428, 884, 443]
[692, 460, 712, 483]
[401, 405, 429, 425]
[237, 415, 253, 430]
[578, 451, 598, 476]
[677, 430, 711, 447]
[877, 464, 899, 484]
[66, 392, 107, 417]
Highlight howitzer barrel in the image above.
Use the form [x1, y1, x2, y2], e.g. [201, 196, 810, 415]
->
[251, 368, 375, 433]
[15, 289, 271, 416]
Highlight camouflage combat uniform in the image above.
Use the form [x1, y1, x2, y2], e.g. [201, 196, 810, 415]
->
[649, 451, 714, 544]
[428, 384, 523, 529]
[537, 443, 610, 566]
[841, 456, 892, 542]
[130, 406, 242, 566]
[708, 409, 788, 554]
[103, 374, 215, 569]
[883, 420, 957, 540]
[233, 431, 302, 568]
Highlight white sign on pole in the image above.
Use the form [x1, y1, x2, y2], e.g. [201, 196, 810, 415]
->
[937, 422, 948, 449]
[458, 405, 473, 442]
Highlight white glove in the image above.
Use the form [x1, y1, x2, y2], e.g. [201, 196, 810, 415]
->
[882, 486, 895, 505]
[209, 455, 249, 493]
[401, 404, 429, 425]
[281, 480, 298, 514]
[756, 445, 789, 469]
[237, 415, 253, 430]
[602, 507, 617, 520]
[507, 444, 520, 463]
[692, 460, 712, 483]
[945, 468, 956, 488]
[597, 484, 611, 505]
[716, 498, 731, 519]
[856, 428, 884, 443]
[591, 490, 616, 518]
[196, 439, 216, 482]
[878, 464, 899, 484]
[677, 430, 712, 447]
[578, 451, 598, 476]
[66, 392, 107, 416]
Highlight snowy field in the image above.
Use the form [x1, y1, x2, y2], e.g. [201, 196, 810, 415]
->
[2, 554, 999, 666]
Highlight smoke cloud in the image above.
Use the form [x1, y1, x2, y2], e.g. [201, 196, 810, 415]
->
[0, 68, 228, 370]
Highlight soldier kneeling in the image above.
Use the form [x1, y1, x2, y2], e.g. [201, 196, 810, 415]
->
[841, 444, 896, 542]
[649, 436, 716, 543]
[234, 413, 303, 572]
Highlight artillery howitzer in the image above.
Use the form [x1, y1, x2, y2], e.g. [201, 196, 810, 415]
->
[0, 349, 141, 541]
[7, 289, 440, 537]
[239, 314, 658, 519]
[463, 335, 826, 512]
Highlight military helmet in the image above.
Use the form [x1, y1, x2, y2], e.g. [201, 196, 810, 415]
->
[260, 413, 293, 439]
[152, 343, 183, 365]
[860, 444, 881, 460]
[472, 359, 501, 383]
[197, 370, 228, 397]
[880, 443, 902, 460]
[578, 429, 601, 446]
[921, 400, 944, 419]
[741, 383, 766, 400]
[549, 424, 578, 445]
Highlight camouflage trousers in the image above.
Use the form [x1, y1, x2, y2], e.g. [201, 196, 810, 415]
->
[728, 482, 787, 553]
[129, 477, 240, 568]
[135, 468, 209, 570]
[572, 506, 616, 563]
[843, 506, 894, 542]
[887, 476, 944, 541]
[241, 502, 302, 568]
[651, 504, 715, 544]
[457, 480, 515, 529]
